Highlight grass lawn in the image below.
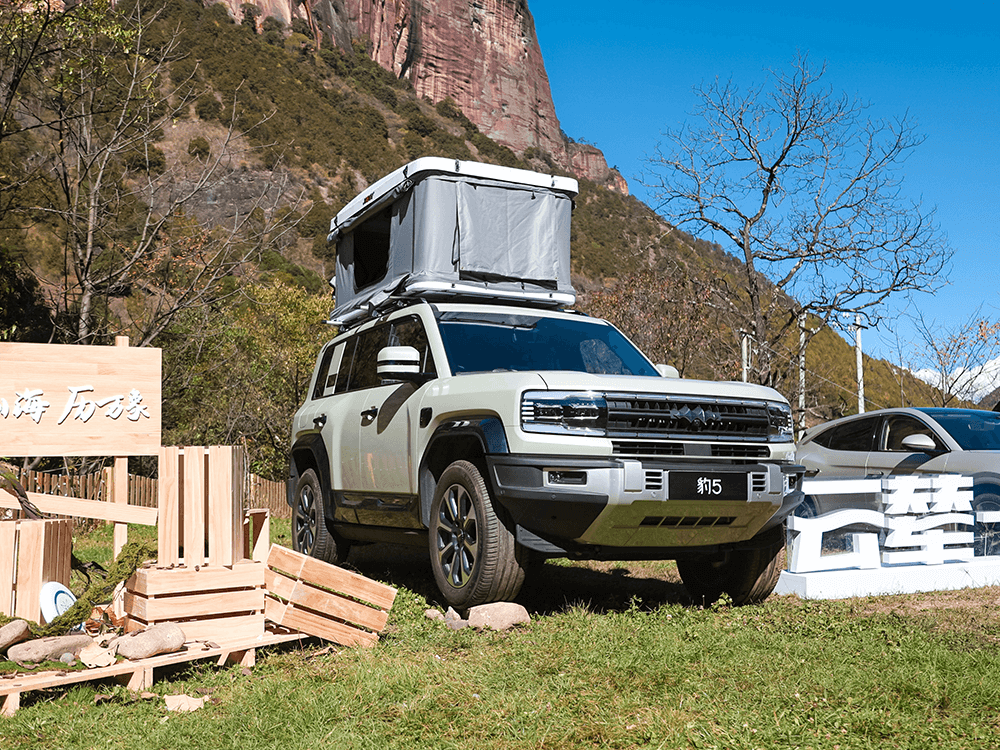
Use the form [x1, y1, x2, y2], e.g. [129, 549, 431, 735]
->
[2, 526, 999, 749]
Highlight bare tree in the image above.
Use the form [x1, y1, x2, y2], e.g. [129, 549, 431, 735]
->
[910, 309, 1000, 407]
[642, 53, 951, 387]
[10, 0, 300, 345]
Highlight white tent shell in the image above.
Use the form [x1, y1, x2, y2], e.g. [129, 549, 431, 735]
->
[328, 158, 579, 327]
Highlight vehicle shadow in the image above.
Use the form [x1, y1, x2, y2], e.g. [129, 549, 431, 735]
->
[344, 543, 692, 616]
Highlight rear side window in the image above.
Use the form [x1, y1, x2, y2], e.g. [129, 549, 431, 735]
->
[312, 343, 346, 399]
[812, 416, 879, 451]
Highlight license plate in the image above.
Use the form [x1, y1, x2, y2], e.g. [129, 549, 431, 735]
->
[668, 472, 747, 501]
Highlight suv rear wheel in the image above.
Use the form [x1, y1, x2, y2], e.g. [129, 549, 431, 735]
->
[429, 460, 526, 608]
[677, 526, 783, 606]
[293, 468, 350, 565]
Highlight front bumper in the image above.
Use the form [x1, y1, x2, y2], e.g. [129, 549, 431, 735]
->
[487, 454, 804, 552]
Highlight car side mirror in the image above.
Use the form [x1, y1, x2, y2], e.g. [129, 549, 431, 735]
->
[378, 346, 430, 383]
[901, 433, 938, 453]
[656, 364, 679, 378]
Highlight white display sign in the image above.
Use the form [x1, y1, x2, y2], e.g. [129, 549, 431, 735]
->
[777, 475, 1000, 599]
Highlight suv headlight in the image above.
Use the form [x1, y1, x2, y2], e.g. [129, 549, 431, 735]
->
[521, 391, 608, 436]
[767, 402, 794, 441]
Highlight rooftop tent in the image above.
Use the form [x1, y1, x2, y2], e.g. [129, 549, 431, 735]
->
[328, 158, 579, 326]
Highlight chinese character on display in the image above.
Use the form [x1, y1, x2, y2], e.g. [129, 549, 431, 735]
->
[881, 476, 974, 566]
[98, 394, 125, 419]
[13, 388, 49, 423]
[125, 389, 149, 421]
[57, 385, 98, 424]
[0, 397, 8, 418]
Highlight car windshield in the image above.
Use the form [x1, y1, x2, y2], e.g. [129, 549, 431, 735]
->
[919, 409, 1000, 451]
[436, 311, 659, 376]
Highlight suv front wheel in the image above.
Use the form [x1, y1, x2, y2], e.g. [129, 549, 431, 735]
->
[677, 526, 784, 606]
[293, 468, 350, 565]
[429, 460, 526, 608]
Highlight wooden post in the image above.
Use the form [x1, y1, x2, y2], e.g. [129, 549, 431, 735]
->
[112, 336, 131, 559]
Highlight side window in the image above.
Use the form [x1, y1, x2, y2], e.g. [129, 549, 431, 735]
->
[388, 316, 437, 377]
[813, 416, 879, 451]
[351, 206, 391, 291]
[313, 343, 345, 399]
[881, 415, 943, 452]
[346, 324, 388, 391]
[334, 337, 357, 394]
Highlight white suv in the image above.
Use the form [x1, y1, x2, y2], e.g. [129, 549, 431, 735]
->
[287, 158, 803, 608]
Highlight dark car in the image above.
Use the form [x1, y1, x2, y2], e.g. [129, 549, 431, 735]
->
[795, 407, 1000, 555]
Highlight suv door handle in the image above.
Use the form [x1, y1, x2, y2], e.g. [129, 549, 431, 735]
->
[361, 406, 378, 420]
[313, 414, 327, 427]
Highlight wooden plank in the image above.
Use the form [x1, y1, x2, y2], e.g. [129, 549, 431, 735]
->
[265, 568, 388, 632]
[265, 597, 377, 647]
[125, 588, 263, 621]
[232, 447, 247, 562]
[0, 341, 161, 457]
[246, 509, 270, 563]
[0, 492, 158, 525]
[208, 446, 236, 566]
[41, 520, 72, 588]
[267, 545, 397, 611]
[113, 455, 129, 558]
[13, 521, 44, 621]
[0, 523, 16, 615]
[183, 447, 206, 568]
[127, 562, 265, 596]
[159, 447, 180, 565]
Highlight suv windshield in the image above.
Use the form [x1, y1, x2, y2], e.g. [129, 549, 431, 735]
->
[436, 311, 658, 376]
[918, 408, 1000, 451]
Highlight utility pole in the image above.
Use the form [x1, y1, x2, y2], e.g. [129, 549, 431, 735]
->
[854, 313, 865, 414]
[798, 313, 807, 434]
[740, 331, 751, 383]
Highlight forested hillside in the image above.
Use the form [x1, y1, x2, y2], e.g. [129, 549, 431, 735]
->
[0, 0, 948, 478]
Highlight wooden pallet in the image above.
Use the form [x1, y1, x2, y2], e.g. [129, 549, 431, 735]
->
[0, 627, 303, 717]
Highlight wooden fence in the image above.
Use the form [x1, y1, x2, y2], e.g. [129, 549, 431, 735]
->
[8, 469, 289, 520]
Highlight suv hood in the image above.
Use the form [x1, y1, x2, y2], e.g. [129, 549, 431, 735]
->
[534, 371, 787, 404]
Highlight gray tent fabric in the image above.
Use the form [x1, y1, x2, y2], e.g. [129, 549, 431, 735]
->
[331, 167, 576, 325]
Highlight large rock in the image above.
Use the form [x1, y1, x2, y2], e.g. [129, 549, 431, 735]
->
[467, 602, 530, 631]
[7, 634, 94, 664]
[206, 0, 627, 194]
[111, 623, 186, 660]
[0, 619, 31, 652]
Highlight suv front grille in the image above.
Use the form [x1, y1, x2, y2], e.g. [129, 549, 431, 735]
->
[604, 395, 770, 439]
[612, 440, 684, 457]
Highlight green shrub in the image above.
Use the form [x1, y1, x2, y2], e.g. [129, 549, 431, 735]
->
[187, 136, 211, 160]
[195, 94, 221, 121]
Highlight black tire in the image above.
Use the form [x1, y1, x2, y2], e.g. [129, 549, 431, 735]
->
[428, 460, 526, 609]
[293, 468, 350, 565]
[678, 526, 784, 606]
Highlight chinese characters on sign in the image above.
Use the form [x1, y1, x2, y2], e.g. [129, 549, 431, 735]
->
[786, 475, 987, 574]
[0, 386, 151, 426]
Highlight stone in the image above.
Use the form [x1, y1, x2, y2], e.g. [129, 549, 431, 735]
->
[444, 606, 462, 622]
[0, 619, 31, 652]
[111, 623, 186, 660]
[7, 634, 94, 664]
[467, 602, 530, 631]
[445, 618, 469, 631]
[424, 608, 445, 621]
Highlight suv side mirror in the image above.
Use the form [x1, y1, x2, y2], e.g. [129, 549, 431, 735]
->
[901, 433, 938, 453]
[378, 346, 429, 383]
[656, 364, 679, 378]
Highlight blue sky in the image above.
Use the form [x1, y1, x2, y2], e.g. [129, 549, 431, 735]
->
[531, 0, 999, 367]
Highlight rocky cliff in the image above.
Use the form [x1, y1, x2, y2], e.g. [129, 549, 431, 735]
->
[213, 0, 627, 193]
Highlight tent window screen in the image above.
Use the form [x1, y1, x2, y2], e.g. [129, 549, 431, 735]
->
[456, 183, 560, 282]
[351, 206, 392, 291]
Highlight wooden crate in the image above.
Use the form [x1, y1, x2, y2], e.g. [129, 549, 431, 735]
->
[124, 561, 265, 645]
[157, 446, 245, 568]
[0, 519, 72, 622]
[264, 545, 397, 648]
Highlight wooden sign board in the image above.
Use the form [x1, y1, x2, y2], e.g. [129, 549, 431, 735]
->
[0, 342, 161, 457]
